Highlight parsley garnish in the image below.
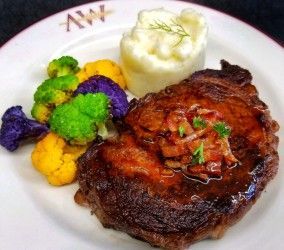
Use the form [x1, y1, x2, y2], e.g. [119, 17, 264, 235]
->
[192, 116, 206, 129]
[178, 125, 185, 137]
[192, 142, 205, 164]
[149, 19, 190, 46]
[213, 122, 231, 138]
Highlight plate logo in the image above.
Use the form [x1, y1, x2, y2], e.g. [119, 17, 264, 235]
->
[60, 5, 113, 32]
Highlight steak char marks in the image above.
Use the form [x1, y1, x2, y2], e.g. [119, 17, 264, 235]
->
[77, 61, 279, 249]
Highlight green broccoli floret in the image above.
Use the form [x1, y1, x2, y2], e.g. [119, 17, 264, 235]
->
[31, 75, 79, 123]
[47, 56, 80, 78]
[48, 93, 109, 145]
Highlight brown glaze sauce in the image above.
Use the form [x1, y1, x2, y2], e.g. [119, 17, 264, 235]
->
[110, 81, 270, 201]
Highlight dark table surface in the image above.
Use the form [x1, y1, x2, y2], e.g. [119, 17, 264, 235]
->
[0, 0, 283, 47]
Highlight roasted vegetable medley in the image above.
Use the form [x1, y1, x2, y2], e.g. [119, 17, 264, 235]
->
[0, 56, 128, 185]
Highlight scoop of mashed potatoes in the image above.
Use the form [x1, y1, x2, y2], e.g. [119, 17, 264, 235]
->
[120, 8, 208, 97]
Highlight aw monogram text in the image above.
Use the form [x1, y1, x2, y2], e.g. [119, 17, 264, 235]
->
[60, 5, 113, 32]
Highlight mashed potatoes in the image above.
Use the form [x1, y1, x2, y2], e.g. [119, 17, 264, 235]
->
[120, 8, 208, 97]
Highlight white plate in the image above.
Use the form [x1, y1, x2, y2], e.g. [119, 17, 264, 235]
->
[0, 0, 283, 249]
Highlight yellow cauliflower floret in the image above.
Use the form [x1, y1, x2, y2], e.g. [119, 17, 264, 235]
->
[76, 69, 88, 83]
[31, 132, 87, 186]
[76, 59, 126, 89]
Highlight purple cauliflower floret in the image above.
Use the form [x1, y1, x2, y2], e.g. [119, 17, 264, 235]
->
[0, 106, 49, 151]
[74, 75, 129, 118]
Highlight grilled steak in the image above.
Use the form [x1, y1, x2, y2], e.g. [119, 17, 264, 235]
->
[76, 61, 279, 249]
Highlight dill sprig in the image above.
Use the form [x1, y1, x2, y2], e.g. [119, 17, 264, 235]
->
[149, 19, 190, 46]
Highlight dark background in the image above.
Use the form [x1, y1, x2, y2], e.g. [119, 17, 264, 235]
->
[0, 0, 283, 46]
